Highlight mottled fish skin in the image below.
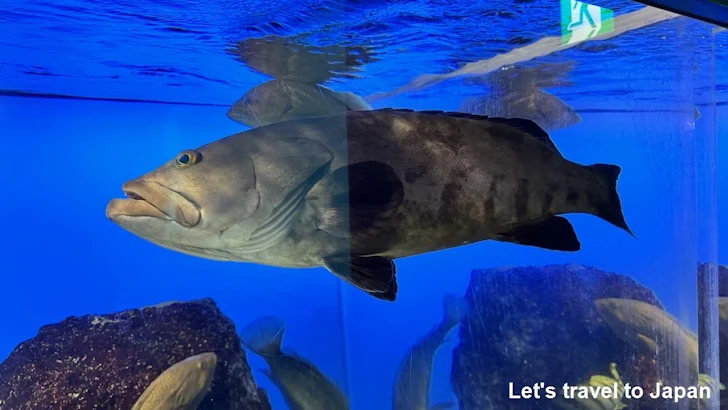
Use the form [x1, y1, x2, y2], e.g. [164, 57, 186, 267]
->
[107, 109, 632, 301]
[130, 352, 217, 410]
[240, 316, 350, 410]
[392, 295, 465, 410]
[227, 79, 371, 128]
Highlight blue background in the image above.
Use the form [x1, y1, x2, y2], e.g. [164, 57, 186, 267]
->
[1, 0, 726, 409]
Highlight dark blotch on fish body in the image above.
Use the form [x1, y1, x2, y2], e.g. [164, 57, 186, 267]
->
[405, 164, 428, 183]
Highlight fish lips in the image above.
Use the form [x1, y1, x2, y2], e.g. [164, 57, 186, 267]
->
[106, 180, 201, 228]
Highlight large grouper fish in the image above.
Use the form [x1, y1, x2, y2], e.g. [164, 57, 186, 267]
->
[106, 108, 633, 301]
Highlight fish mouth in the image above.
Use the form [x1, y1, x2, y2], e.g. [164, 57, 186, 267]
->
[106, 180, 201, 227]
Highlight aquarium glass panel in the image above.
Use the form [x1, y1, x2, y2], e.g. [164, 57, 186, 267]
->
[0, 1, 725, 410]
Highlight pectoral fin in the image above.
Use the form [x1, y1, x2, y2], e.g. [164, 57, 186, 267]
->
[323, 254, 398, 301]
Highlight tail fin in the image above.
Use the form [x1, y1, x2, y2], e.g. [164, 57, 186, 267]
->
[442, 294, 469, 329]
[588, 164, 635, 238]
[240, 315, 285, 357]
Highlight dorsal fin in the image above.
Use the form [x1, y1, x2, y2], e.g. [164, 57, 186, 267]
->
[370, 108, 561, 155]
[486, 117, 561, 155]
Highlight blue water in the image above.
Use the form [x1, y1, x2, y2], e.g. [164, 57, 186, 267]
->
[1, 0, 727, 409]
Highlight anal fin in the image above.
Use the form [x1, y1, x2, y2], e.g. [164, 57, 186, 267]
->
[323, 255, 398, 301]
[496, 216, 580, 251]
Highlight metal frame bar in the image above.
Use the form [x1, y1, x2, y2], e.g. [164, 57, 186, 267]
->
[632, 0, 728, 28]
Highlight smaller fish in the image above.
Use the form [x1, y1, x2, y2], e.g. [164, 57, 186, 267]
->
[240, 315, 350, 410]
[554, 362, 626, 410]
[228, 36, 377, 83]
[392, 294, 468, 410]
[131, 352, 217, 410]
[594, 298, 697, 372]
[595, 298, 724, 400]
[461, 63, 581, 131]
[460, 89, 581, 132]
[227, 79, 372, 128]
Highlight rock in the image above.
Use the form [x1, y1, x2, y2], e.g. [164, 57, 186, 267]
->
[0, 298, 271, 410]
[451, 264, 663, 410]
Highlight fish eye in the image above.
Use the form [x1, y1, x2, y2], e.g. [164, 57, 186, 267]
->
[175, 150, 202, 168]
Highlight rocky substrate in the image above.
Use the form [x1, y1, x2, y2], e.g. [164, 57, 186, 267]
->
[451, 264, 665, 410]
[0, 298, 271, 410]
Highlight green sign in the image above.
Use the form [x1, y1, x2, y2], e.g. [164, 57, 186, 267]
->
[561, 0, 615, 45]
